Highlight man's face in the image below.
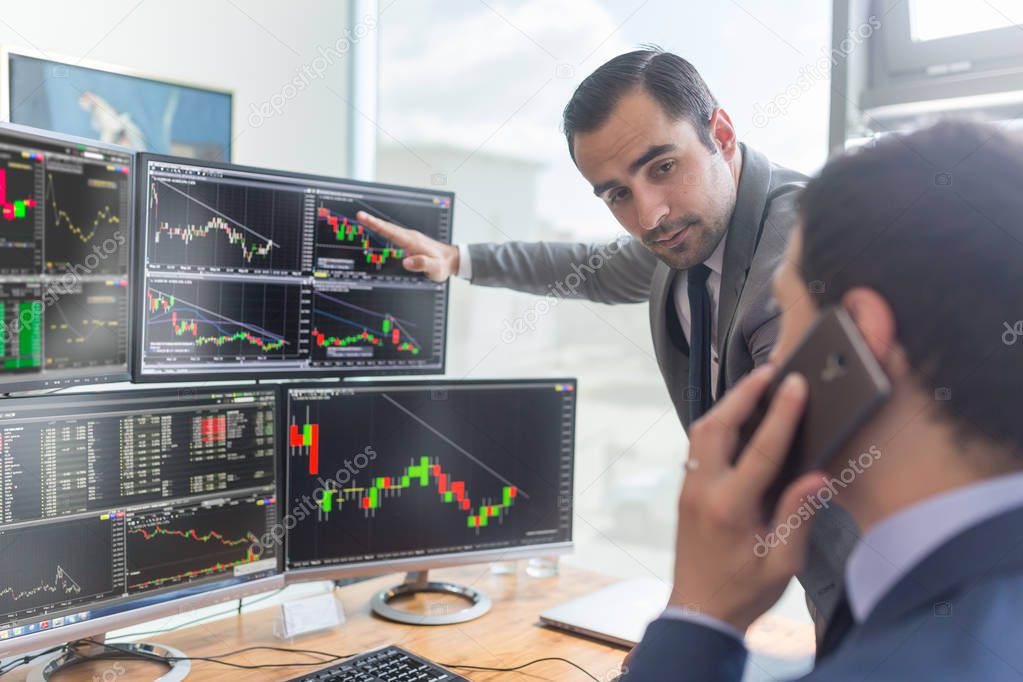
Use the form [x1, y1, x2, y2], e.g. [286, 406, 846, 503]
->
[573, 88, 738, 270]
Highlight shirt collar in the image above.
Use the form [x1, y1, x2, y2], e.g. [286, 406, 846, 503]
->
[846, 469, 1023, 623]
[704, 231, 726, 277]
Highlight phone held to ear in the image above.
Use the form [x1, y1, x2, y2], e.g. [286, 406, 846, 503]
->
[737, 305, 892, 522]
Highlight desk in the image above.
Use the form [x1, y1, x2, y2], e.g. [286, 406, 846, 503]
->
[8, 564, 628, 681]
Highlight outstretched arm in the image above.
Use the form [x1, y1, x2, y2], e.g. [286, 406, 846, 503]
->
[357, 210, 656, 305]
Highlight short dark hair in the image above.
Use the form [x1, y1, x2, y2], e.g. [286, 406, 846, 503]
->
[798, 119, 1023, 456]
[562, 48, 719, 161]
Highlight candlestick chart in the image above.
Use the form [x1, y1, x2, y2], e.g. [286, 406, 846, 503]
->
[285, 383, 575, 568]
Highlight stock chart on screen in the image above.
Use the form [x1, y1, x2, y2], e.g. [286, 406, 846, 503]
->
[0, 387, 280, 644]
[136, 156, 451, 380]
[0, 124, 132, 391]
[284, 380, 575, 571]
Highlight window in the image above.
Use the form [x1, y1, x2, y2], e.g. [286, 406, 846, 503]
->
[909, 0, 1023, 43]
[375, 4, 830, 638]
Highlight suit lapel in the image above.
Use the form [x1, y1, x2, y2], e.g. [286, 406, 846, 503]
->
[650, 260, 693, 426]
[651, 262, 685, 353]
[714, 144, 774, 397]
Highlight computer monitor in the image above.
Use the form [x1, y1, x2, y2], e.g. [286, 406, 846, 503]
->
[282, 379, 575, 622]
[0, 122, 133, 392]
[0, 386, 282, 657]
[133, 153, 452, 382]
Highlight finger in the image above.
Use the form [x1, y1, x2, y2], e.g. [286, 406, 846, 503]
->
[702, 363, 776, 432]
[684, 365, 777, 477]
[729, 373, 808, 516]
[763, 471, 827, 577]
[356, 211, 417, 248]
[402, 255, 431, 273]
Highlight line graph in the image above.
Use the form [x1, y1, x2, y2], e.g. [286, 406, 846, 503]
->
[0, 564, 81, 602]
[129, 524, 257, 547]
[0, 514, 115, 619]
[147, 287, 287, 353]
[45, 280, 128, 371]
[43, 166, 127, 275]
[42, 166, 126, 276]
[155, 215, 276, 263]
[315, 455, 518, 531]
[284, 384, 571, 567]
[309, 286, 442, 366]
[147, 177, 303, 273]
[312, 195, 449, 281]
[144, 279, 303, 361]
[125, 497, 272, 594]
[315, 204, 404, 273]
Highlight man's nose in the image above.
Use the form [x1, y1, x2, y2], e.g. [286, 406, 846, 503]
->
[633, 186, 669, 232]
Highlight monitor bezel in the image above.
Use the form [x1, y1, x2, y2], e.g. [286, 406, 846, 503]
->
[0, 120, 135, 394]
[0, 383, 285, 658]
[279, 377, 577, 584]
[130, 152, 453, 384]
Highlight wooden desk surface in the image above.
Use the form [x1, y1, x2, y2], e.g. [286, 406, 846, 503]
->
[9, 564, 628, 681]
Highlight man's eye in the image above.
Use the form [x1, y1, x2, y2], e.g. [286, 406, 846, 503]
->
[609, 188, 630, 205]
[656, 160, 675, 174]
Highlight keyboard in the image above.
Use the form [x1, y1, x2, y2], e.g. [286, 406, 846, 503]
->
[287, 645, 469, 681]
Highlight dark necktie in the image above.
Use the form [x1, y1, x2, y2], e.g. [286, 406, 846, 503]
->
[817, 593, 855, 660]
[686, 264, 713, 424]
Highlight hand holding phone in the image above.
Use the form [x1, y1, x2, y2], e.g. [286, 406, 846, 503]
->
[737, 306, 891, 522]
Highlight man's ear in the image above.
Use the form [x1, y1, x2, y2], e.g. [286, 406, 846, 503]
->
[841, 287, 896, 364]
[709, 108, 737, 159]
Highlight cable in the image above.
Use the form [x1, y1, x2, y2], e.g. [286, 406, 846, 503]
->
[443, 656, 603, 681]
[72, 639, 609, 680]
[1, 592, 608, 681]
[0, 644, 68, 677]
[79, 639, 358, 671]
[0, 589, 290, 678]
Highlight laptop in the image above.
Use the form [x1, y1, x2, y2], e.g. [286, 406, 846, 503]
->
[540, 578, 817, 682]
[538, 577, 670, 647]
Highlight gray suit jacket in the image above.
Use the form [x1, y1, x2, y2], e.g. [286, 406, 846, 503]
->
[466, 144, 856, 630]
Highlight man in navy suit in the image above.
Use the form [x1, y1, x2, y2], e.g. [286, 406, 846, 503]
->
[622, 118, 1023, 681]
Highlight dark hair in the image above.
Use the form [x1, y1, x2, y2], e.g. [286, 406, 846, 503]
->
[798, 119, 1023, 456]
[562, 48, 718, 161]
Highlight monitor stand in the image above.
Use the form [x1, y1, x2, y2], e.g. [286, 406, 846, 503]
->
[27, 636, 192, 681]
[369, 570, 492, 625]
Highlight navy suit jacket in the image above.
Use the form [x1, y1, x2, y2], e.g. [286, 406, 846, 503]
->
[622, 502, 1023, 681]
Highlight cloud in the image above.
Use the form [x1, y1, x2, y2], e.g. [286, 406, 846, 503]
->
[379, 0, 632, 160]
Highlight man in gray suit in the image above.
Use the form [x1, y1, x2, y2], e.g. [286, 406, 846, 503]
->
[358, 49, 853, 636]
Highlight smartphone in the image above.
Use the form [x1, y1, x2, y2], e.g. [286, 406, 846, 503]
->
[736, 305, 891, 522]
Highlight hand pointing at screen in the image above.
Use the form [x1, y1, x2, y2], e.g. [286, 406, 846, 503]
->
[356, 211, 459, 283]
